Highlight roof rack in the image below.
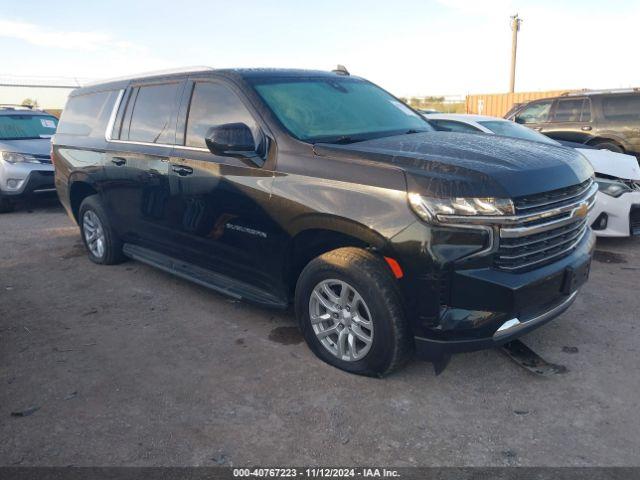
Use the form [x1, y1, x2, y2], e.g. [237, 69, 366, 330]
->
[81, 66, 215, 87]
[561, 87, 640, 97]
[0, 104, 35, 110]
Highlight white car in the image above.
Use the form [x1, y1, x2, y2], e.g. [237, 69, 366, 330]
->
[425, 114, 640, 237]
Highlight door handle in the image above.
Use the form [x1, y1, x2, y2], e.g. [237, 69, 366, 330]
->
[111, 157, 126, 166]
[581, 125, 592, 131]
[171, 164, 193, 176]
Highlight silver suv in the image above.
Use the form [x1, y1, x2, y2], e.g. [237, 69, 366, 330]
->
[0, 105, 58, 212]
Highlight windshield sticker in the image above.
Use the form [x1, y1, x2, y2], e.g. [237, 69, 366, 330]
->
[41, 118, 57, 129]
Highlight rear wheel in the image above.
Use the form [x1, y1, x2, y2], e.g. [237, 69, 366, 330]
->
[79, 195, 125, 265]
[592, 140, 624, 154]
[295, 247, 411, 377]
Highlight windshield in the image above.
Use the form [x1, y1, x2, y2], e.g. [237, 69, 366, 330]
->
[0, 114, 58, 140]
[478, 120, 559, 145]
[250, 77, 431, 143]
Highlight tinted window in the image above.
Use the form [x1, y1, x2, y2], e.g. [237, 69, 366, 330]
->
[430, 119, 480, 133]
[123, 83, 180, 144]
[0, 114, 58, 140]
[185, 82, 259, 148]
[58, 91, 116, 137]
[552, 98, 590, 122]
[602, 95, 640, 121]
[250, 77, 431, 142]
[515, 100, 552, 124]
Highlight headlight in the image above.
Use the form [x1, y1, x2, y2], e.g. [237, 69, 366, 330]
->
[0, 151, 40, 164]
[596, 178, 632, 198]
[408, 193, 514, 222]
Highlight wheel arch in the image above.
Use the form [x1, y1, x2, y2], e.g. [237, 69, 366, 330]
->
[69, 179, 99, 222]
[585, 136, 627, 152]
[284, 214, 391, 297]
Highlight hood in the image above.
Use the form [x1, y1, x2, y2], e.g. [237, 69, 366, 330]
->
[575, 148, 640, 181]
[314, 132, 593, 198]
[0, 138, 52, 157]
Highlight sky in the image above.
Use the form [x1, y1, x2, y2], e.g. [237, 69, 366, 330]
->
[1, 0, 639, 107]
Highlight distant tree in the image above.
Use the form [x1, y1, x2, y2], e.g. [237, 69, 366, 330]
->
[21, 98, 39, 108]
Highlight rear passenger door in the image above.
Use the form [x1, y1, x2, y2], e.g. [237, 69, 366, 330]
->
[165, 78, 280, 297]
[103, 80, 185, 250]
[597, 94, 640, 153]
[544, 97, 593, 143]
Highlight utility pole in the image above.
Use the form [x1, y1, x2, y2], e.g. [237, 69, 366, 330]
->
[509, 14, 522, 93]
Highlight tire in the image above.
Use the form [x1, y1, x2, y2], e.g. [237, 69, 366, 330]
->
[295, 247, 411, 377]
[0, 197, 14, 213]
[78, 195, 125, 265]
[592, 141, 624, 154]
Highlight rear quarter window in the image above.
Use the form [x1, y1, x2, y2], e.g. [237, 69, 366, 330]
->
[602, 95, 640, 121]
[57, 91, 118, 137]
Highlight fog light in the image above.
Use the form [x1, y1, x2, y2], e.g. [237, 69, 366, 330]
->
[6, 178, 22, 190]
[591, 212, 608, 231]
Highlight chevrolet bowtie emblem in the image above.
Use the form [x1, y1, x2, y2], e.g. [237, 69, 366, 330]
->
[575, 203, 589, 218]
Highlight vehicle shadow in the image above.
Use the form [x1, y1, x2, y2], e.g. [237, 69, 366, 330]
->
[7, 193, 63, 214]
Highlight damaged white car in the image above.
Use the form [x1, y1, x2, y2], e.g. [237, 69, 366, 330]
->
[425, 114, 640, 237]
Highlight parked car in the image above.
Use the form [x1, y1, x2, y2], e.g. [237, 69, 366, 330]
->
[504, 89, 640, 158]
[0, 105, 58, 212]
[425, 113, 640, 237]
[53, 68, 595, 376]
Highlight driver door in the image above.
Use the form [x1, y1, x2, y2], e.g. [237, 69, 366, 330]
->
[163, 79, 280, 295]
[513, 99, 553, 134]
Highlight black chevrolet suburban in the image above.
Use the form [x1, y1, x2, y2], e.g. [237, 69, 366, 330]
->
[53, 68, 596, 376]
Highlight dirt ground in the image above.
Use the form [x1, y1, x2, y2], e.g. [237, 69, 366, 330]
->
[1, 197, 639, 467]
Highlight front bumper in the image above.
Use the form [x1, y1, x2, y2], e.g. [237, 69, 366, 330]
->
[588, 190, 640, 237]
[413, 228, 595, 360]
[0, 165, 56, 199]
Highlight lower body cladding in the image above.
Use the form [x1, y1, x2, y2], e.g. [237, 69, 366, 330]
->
[411, 230, 595, 360]
[588, 190, 640, 237]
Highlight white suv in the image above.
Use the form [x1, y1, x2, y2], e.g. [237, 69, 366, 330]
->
[0, 106, 58, 212]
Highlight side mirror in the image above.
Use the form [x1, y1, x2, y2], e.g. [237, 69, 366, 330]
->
[514, 116, 525, 124]
[205, 123, 256, 157]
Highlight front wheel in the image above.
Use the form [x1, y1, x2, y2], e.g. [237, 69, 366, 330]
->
[295, 247, 411, 377]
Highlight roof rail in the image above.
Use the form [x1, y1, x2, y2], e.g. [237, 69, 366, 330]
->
[561, 87, 640, 97]
[81, 66, 215, 87]
[0, 104, 35, 110]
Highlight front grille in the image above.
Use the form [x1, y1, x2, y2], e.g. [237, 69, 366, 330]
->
[33, 154, 52, 164]
[631, 205, 640, 236]
[513, 179, 592, 214]
[495, 218, 587, 271]
[494, 179, 596, 272]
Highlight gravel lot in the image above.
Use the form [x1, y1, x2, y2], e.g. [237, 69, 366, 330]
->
[1, 197, 639, 467]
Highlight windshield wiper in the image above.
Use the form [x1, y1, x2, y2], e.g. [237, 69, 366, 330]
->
[313, 135, 360, 145]
[404, 129, 428, 135]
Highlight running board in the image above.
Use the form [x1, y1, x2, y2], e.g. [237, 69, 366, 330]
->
[122, 243, 288, 309]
